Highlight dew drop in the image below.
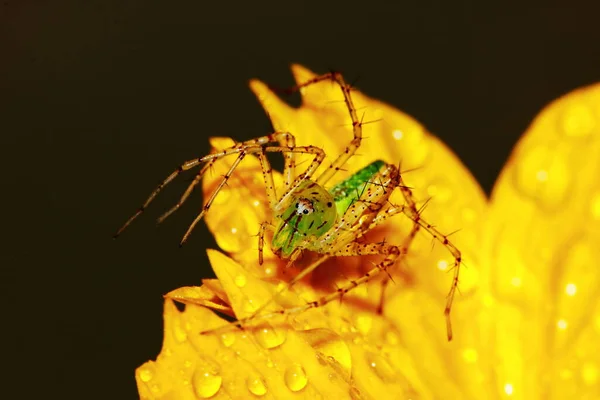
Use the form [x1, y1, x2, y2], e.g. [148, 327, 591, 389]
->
[173, 322, 188, 343]
[220, 332, 235, 347]
[565, 283, 577, 296]
[385, 331, 399, 346]
[437, 259, 449, 271]
[284, 364, 308, 392]
[192, 368, 222, 399]
[366, 352, 397, 382]
[254, 324, 286, 349]
[246, 374, 268, 396]
[243, 298, 259, 314]
[561, 103, 595, 137]
[462, 348, 478, 363]
[557, 319, 568, 330]
[510, 276, 522, 287]
[392, 129, 404, 140]
[296, 329, 352, 379]
[138, 366, 154, 383]
[582, 362, 598, 385]
[234, 274, 247, 288]
[150, 383, 161, 394]
[513, 145, 570, 209]
[354, 314, 372, 335]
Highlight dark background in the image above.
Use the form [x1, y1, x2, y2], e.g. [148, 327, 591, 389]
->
[2, 1, 599, 398]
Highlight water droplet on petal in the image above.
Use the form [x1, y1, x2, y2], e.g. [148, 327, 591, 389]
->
[138, 366, 154, 382]
[385, 330, 399, 346]
[234, 274, 247, 288]
[565, 283, 577, 296]
[437, 259, 449, 271]
[582, 362, 598, 385]
[297, 329, 352, 379]
[193, 368, 222, 398]
[562, 102, 595, 137]
[557, 319, 568, 330]
[243, 298, 259, 314]
[513, 145, 570, 209]
[284, 364, 308, 392]
[220, 332, 235, 347]
[462, 348, 478, 363]
[246, 374, 268, 396]
[254, 324, 286, 349]
[173, 320, 188, 343]
[366, 352, 397, 382]
[354, 313, 372, 335]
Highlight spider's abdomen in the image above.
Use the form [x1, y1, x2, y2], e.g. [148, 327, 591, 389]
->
[329, 159, 386, 215]
[271, 181, 337, 258]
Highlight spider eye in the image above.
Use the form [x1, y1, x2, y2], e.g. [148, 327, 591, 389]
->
[303, 209, 309, 214]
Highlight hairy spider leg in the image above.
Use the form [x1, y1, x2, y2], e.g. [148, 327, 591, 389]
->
[114, 132, 312, 240]
[356, 166, 462, 341]
[277, 71, 362, 186]
[158, 132, 297, 224]
[376, 219, 421, 315]
[179, 143, 326, 245]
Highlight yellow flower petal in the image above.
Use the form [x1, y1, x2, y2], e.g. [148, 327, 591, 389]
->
[136, 65, 600, 399]
[175, 65, 488, 397]
[250, 66, 489, 397]
[483, 83, 600, 398]
[139, 251, 372, 399]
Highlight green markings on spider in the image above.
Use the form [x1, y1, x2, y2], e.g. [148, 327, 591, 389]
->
[271, 160, 385, 258]
[330, 159, 385, 216]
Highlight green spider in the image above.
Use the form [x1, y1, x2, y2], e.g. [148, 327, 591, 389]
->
[115, 72, 461, 341]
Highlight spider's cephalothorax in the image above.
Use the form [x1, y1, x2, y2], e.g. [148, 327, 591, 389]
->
[115, 71, 462, 341]
[272, 180, 337, 258]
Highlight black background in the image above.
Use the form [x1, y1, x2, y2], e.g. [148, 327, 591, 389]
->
[2, 1, 600, 398]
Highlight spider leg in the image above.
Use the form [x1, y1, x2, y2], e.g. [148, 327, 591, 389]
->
[228, 241, 402, 330]
[279, 132, 297, 192]
[115, 132, 292, 237]
[376, 220, 420, 315]
[157, 131, 300, 224]
[181, 144, 325, 245]
[359, 166, 462, 340]
[278, 72, 362, 187]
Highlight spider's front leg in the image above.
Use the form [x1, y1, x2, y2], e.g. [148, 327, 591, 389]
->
[115, 132, 292, 238]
